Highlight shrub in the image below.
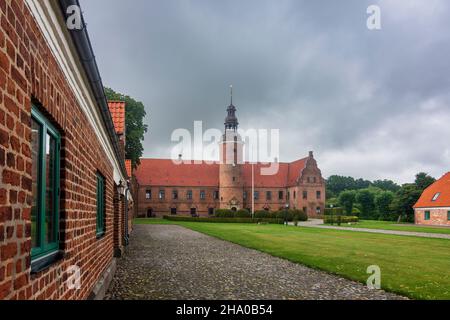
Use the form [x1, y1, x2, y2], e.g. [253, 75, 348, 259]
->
[214, 209, 235, 218]
[163, 216, 283, 224]
[324, 216, 359, 224]
[324, 207, 344, 216]
[291, 209, 307, 222]
[254, 210, 269, 219]
[234, 209, 251, 218]
[351, 208, 361, 216]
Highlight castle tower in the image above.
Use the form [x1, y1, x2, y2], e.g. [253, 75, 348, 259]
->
[219, 86, 244, 211]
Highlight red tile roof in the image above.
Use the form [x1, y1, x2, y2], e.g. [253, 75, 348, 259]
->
[108, 101, 126, 134]
[135, 157, 309, 188]
[414, 172, 450, 208]
[125, 159, 132, 178]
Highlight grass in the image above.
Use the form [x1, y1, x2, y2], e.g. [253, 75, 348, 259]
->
[337, 220, 450, 235]
[135, 218, 450, 300]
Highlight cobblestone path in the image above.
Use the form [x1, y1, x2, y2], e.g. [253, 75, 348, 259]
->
[105, 224, 406, 300]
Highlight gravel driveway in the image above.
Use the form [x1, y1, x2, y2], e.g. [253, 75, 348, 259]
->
[105, 224, 405, 300]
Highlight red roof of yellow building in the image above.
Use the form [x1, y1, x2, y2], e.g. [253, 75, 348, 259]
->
[108, 101, 126, 134]
[414, 172, 450, 208]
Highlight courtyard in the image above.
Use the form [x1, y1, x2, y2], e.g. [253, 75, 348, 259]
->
[106, 223, 405, 300]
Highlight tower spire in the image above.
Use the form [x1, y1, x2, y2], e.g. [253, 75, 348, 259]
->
[230, 84, 233, 106]
[224, 86, 238, 131]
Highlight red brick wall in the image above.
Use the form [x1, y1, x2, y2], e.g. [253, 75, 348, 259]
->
[415, 209, 450, 227]
[0, 0, 119, 300]
[137, 186, 219, 217]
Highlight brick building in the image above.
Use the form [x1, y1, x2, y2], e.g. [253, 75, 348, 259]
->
[0, 0, 133, 300]
[414, 172, 450, 227]
[135, 99, 325, 218]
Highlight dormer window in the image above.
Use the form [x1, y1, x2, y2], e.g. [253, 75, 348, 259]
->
[432, 193, 441, 201]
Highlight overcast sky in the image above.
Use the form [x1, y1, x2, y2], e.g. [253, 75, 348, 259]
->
[82, 0, 450, 184]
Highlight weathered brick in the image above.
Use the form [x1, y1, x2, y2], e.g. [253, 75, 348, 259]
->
[6, 152, 15, 168]
[2, 169, 21, 186]
[21, 176, 32, 191]
[9, 190, 17, 204]
[0, 50, 9, 72]
[1, 242, 17, 260]
[0, 189, 7, 205]
[14, 273, 28, 290]
[0, 128, 8, 148]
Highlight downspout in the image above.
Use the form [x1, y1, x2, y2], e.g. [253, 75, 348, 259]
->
[124, 181, 130, 246]
[58, 0, 128, 179]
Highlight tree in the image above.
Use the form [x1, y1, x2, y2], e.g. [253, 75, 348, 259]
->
[356, 189, 376, 219]
[338, 190, 357, 216]
[390, 184, 422, 222]
[415, 172, 435, 190]
[375, 191, 394, 221]
[104, 87, 148, 168]
[372, 180, 401, 192]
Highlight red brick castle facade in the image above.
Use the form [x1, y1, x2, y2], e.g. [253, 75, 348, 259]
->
[135, 99, 326, 218]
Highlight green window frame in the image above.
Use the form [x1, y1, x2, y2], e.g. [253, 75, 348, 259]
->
[96, 172, 106, 237]
[31, 107, 61, 260]
[424, 211, 430, 221]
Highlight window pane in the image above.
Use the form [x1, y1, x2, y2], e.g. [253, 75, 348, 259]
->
[44, 133, 57, 245]
[31, 118, 41, 249]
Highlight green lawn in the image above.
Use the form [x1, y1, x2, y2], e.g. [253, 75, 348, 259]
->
[337, 220, 450, 235]
[135, 218, 450, 300]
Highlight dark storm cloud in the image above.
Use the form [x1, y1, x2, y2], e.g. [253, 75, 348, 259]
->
[82, 0, 450, 183]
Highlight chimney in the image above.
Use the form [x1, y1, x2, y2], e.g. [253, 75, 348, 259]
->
[309, 151, 314, 158]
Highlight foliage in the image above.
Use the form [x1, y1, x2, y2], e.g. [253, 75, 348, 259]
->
[375, 191, 395, 221]
[356, 189, 376, 219]
[214, 209, 235, 218]
[326, 175, 369, 197]
[234, 209, 251, 218]
[415, 172, 436, 190]
[372, 180, 401, 192]
[324, 216, 359, 224]
[324, 207, 344, 216]
[390, 184, 423, 222]
[338, 190, 357, 215]
[104, 87, 148, 168]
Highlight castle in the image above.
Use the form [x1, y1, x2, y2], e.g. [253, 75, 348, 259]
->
[134, 96, 326, 218]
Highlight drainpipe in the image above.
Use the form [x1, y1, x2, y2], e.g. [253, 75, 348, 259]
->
[124, 180, 130, 246]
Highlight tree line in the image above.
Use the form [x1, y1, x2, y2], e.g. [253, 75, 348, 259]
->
[326, 173, 436, 222]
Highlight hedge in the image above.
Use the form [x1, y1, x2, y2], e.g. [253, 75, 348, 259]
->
[252, 209, 307, 222]
[163, 216, 284, 224]
[214, 209, 235, 218]
[324, 207, 344, 216]
[324, 216, 359, 224]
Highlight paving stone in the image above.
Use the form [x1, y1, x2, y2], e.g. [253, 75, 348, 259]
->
[105, 224, 406, 300]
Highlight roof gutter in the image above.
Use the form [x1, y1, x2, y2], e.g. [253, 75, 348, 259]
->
[58, 0, 127, 179]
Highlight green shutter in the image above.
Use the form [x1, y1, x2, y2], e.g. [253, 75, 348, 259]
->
[424, 211, 430, 221]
